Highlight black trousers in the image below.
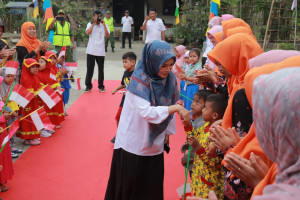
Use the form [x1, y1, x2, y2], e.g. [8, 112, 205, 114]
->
[85, 54, 105, 89]
[122, 32, 132, 48]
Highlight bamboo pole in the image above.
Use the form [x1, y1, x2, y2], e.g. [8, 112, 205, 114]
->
[263, 0, 275, 51]
[294, 6, 297, 50]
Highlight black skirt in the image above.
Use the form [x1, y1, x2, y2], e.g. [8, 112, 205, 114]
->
[105, 148, 164, 200]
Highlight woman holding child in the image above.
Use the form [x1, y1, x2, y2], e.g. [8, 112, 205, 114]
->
[105, 40, 190, 200]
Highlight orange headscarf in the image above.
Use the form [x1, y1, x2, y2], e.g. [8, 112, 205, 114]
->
[207, 33, 263, 129]
[214, 31, 224, 43]
[227, 26, 256, 40]
[222, 18, 252, 38]
[16, 22, 41, 54]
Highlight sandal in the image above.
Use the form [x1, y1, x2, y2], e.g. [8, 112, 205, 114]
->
[0, 184, 8, 192]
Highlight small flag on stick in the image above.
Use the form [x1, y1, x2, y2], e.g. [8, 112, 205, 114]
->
[9, 84, 35, 108]
[37, 85, 61, 109]
[30, 107, 54, 131]
[75, 78, 81, 90]
[50, 69, 57, 81]
[65, 62, 78, 71]
[5, 61, 18, 75]
[0, 118, 20, 153]
[58, 46, 66, 59]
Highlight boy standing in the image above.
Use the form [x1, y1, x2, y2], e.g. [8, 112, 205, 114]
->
[111, 52, 136, 143]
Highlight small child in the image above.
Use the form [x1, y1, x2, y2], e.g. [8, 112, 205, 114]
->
[56, 54, 71, 116]
[111, 52, 136, 143]
[179, 51, 191, 105]
[187, 94, 227, 199]
[0, 68, 22, 158]
[181, 90, 214, 177]
[45, 51, 65, 125]
[0, 103, 14, 192]
[18, 58, 41, 145]
[179, 48, 202, 111]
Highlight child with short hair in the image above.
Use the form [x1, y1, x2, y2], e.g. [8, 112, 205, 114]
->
[187, 94, 227, 199]
[181, 90, 214, 177]
[111, 52, 136, 143]
[179, 48, 202, 111]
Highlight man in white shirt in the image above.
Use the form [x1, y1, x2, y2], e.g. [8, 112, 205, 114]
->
[121, 10, 133, 49]
[85, 10, 110, 92]
[141, 8, 166, 44]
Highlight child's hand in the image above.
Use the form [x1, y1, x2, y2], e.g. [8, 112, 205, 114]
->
[187, 136, 201, 151]
[179, 73, 187, 80]
[111, 89, 117, 95]
[206, 143, 217, 158]
[181, 156, 187, 166]
[11, 112, 18, 117]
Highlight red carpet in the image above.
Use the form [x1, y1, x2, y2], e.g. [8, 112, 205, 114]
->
[2, 80, 189, 200]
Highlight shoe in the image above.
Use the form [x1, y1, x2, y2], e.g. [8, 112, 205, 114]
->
[84, 88, 91, 92]
[40, 130, 52, 138]
[110, 136, 116, 144]
[105, 47, 107, 52]
[11, 148, 23, 154]
[70, 75, 75, 82]
[121, 47, 125, 49]
[11, 152, 19, 159]
[64, 112, 68, 116]
[56, 124, 62, 129]
[99, 88, 106, 93]
[112, 48, 115, 52]
[129, 47, 132, 49]
[24, 139, 41, 146]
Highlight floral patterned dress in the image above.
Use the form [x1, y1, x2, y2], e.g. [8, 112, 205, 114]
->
[191, 122, 224, 199]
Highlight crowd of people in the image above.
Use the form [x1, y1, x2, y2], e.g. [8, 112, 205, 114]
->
[0, 17, 74, 195]
[103, 9, 300, 200]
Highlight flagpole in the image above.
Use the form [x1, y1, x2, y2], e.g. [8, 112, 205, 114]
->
[295, 6, 297, 50]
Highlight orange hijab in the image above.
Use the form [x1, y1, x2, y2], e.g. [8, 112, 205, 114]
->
[207, 33, 263, 129]
[214, 31, 224, 43]
[227, 26, 256, 40]
[16, 22, 41, 54]
[222, 18, 252, 38]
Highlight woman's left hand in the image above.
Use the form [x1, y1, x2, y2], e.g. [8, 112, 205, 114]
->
[224, 152, 269, 188]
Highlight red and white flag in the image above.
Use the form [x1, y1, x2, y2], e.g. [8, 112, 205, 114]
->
[74, 78, 81, 90]
[58, 46, 66, 59]
[50, 69, 57, 81]
[38, 85, 61, 109]
[9, 84, 35, 108]
[5, 61, 19, 75]
[56, 88, 65, 95]
[65, 62, 77, 71]
[1, 118, 20, 148]
[30, 107, 55, 131]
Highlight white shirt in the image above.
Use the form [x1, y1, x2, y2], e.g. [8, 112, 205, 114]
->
[86, 22, 110, 57]
[203, 36, 214, 58]
[114, 91, 176, 156]
[121, 16, 133, 32]
[144, 18, 166, 44]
